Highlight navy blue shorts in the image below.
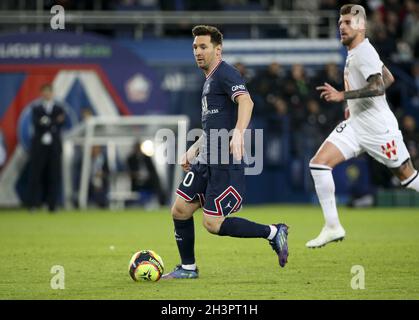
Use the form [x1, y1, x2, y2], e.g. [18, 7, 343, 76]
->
[176, 164, 245, 217]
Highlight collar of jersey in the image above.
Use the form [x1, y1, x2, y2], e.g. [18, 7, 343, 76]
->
[206, 60, 223, 80]
[348, 38, 369, 54]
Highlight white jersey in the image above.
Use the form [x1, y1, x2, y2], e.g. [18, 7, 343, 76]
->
[344, 38, 399, 135]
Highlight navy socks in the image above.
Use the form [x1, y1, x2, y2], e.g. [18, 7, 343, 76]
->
[173, 218, 195, 265]
[173, 216, 273, 267]
[218, 217, 271, 238]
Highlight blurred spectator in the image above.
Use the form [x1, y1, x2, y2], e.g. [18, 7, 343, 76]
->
[89, 145, 110, 208]
[0, 129, 6, 170]
[386, 11, 403, 39]
[367, 9, 386, 41]
[250, 62, 287, 116]
[314, 63, 343, 94]
[287, 64, 311, 99]
[402, 0, 419, 56]
[294, 98, 331, 156]
[302, 99, 334, 150]
[372, 28, 398, 64]
[127, 141, 166, 206]
[323, 63, 343, 87]
[234, 62, 254, 84]
[270, 96, 289, 118]
[283, 64, 313, 128]
[412, 61, 419, 92]
[265, 96, 290, 131]
[305, 99, 331, 137]
[252, 62, 286, 97]
[387, 0, 403, 11]
[408, 62, 419, 109]
[401, 115, 419, 169]
[314, 63, 344, 123]
[27, 84, 66, 212]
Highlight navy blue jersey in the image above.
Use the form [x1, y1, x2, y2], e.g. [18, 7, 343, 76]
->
[200, 60, 249, 168]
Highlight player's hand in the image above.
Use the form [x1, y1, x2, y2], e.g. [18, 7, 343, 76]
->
[316, 82, 344, 102]
[344, 107, 350, 119]
[180, 148, 197, 172]
[230, 129, 244, 162]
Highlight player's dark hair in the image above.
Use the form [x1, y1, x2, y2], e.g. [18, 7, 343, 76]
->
[192, 25, 223, 46]
[340, 4, 366, 19]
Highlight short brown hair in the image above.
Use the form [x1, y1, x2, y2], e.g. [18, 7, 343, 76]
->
[340, 4, 366, 20]
[192, 25, 223, 46]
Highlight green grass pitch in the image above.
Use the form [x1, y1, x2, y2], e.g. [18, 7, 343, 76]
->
[0, 205, 418, 300]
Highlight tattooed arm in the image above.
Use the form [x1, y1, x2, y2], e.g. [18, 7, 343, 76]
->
[344, 66, 395, 100]
[317, 73, 387, 103]
[317, 66, 394, 102]
[342, 74, 385, 100]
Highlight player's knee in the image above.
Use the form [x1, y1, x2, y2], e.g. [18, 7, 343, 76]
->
[171, 204, 189, 220]
[202, 217, 221, 235]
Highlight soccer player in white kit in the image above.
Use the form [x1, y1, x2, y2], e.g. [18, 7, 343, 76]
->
[306, 4, 419, 248]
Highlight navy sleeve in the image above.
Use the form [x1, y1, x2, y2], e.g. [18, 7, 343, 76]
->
[220, 67, 249, 104]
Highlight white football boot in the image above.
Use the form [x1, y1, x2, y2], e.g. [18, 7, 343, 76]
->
[306, 225, 346, 248]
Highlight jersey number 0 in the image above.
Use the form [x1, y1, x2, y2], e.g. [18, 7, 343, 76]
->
[182, 171, 195, 187]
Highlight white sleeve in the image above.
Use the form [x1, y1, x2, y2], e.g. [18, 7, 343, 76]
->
[355, 48, 383, 81]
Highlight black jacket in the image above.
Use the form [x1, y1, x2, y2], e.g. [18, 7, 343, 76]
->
[30, 100, 66, 153]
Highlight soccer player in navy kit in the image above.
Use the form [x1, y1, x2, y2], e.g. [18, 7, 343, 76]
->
[162, 25, 289, 279]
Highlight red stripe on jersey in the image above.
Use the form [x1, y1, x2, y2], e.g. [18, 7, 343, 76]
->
[206, 60, 222, 80]
[176, 189, 193, 202]
[231, 90, 249, 102]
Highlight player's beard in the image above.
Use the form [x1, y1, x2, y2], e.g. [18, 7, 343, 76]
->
[341, 33, 356, 46]
[196, 59, 209, 71]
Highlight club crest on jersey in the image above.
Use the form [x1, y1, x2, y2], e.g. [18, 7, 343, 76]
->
[381, 140, 398, 160]
[203, 80, 212, 95]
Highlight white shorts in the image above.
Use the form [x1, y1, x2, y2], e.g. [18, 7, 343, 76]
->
[325, 120, 410, 169]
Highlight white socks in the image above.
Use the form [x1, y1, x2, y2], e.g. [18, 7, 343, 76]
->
[182, 263, 197, 271]
[310, 164, 342, 229]
[267, 225, 278, 240]
[401, 171, 419, 191]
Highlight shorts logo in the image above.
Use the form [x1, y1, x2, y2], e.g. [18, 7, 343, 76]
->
[203, 186, 242, 217]
[224, 201, 232, 209]
[381, 140, 397, 160]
